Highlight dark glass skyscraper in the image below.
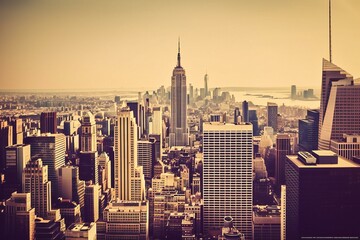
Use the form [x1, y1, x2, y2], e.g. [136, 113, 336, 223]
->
[299, 109, 319, 151]
[40, 112, 57, 134]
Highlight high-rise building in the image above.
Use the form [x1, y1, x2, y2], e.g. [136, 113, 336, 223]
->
[80, 112, 97, 152]
[128, 101, 145, 139]
[234, 107, 240, 124]
[330, 134, 360, 161]
[84, 184, 99, 223]
[10, 118, 23, 144]
[169, 40, 188, 147]
[299, 109, 319, 151]
[58, 165, 85, 210]
[319, 59, 360, 149]
[54, 198, 82, 226]
[286, 151, 360, 239]
[114, 109, 145, 201]
[267, 102, 278, 132]
[0, 120, 13, 170]
[25, 133, 66, 201]
[5, 192, 35, 240]
[275, 134, 291, 187]
[204, 73, 209, 97]
[137, 140, 153, 183]
[40, 112, 57, 134]
[98, 152, 111, 190]
[252, 206, 281, 240]
[280, 185, 286, 240]
[35, 217, 66, 240]
[249, 110, 259, 136]
[291, 85, 296, 99]
[22, 159, 52, 218]
[4, 144, 30, 191]
[79, 151, 99, 185]
[150, 106, 163, 139]
[203, 123, 253, 239]
[242, 101, 249, 122]
[97, 200, 148, 240]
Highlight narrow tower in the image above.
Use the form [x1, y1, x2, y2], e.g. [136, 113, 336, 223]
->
[169, 39, 188, 147]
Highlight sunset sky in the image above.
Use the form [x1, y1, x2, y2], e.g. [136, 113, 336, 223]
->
[0, 0, 359, 90]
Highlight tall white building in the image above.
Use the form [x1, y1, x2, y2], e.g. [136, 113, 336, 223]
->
[151, 106, 163, 139]
[114, 109, 145, 201]
[58, 165, 85, 209]
[22, 158, 52, 218]
[169, 40, 188, 147]
[80, 112, 97, 152]
[203, 123, 253, 239]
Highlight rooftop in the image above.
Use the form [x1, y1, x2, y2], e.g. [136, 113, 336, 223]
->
[287, 153, 360, 169]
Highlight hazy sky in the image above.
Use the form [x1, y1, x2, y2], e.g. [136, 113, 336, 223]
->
[0, 0, 359, 90]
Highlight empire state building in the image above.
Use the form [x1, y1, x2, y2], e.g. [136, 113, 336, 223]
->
[169, 40, 188, 147]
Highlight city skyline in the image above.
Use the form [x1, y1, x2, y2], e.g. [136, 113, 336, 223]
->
[1, 0, 360, 90]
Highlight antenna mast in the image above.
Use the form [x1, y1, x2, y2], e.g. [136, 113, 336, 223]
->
[329, 0, 332, 62]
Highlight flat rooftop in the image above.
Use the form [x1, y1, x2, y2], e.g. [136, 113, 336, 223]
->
[287, 154, 360, 169]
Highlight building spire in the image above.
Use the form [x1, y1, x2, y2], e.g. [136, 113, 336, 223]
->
[177, 37, 181, 67]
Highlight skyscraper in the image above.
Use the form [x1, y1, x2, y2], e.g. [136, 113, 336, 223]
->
[22, 158, 52, 218]
[319, 59, 360, 149]
[275, 134, 291, 187]
[169, 40, 188, 147]
[25, 133, 66, 201]
[40, 112, 57, 134]
[291, 85, 296, 99]
[137, 140, 153, 182]
[242, 100, 249, 122]
[267, 102, 278, 132]
[80, 112, 97, 152]
[234, 107, 240, 124]
[286, 151, 360, 239]
[5, 192, 35, 240]
[0, 120, 13, 170]
[204, 73, 209, 97]
[299, 109, 319, 151]
[84, 183, 99, 222]
[203, 123, 253, 239]
[10, 118, 23, 145]
[114, 109, 145, 201]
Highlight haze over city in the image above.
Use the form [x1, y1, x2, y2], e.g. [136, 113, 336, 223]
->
[1, 0, 360, 90]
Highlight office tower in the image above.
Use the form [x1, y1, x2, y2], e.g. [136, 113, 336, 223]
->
[252, 206, 281, 240]
[151, 106, 163, 138]
[80, 112, 97, 152]
[25, 133, 66, 200]
[267, 102, 278, 132]
[35, 217, 66, 240]
[114, 95, 121, 104]
[275, 134, 291, 187]
[98, 152, 111, 190]
[291, 85, 296, 99]
[330, 134, 360, 160]
[64, 120, 80, 136]
[84, 184, 99, 222]
[138, 140, 153, 182]
[0, 120, 13, 170]
[5, 192, 35, 240]
[242, 100, 249, 122]
[79, 151, 99, 184]
[101, 118, 111, 136]
[249, 109, 259, 136]
[97, 201, 148, 240]
[234, 107, 240, 124]
[22, 159, 52, 218]
[40, 112, 57, 134]
[298, 109, 319, 151]
[58, 165, 85, 209]
[280, 185, 286, 240]
[189, 83, 194, 104]
[10, 118, 23, 144]
[114, 109, 145, 201]
[128, 101, 145, 139]
[169, 40, 188, 147]
[54, 198, 82, 226]
[286, 151, 360, 239]
[185, 195, 203, 237]
[65, 222, 96, 240]
[319, 59, 360, 149]
[4, 144, 30, 191]
[203, 123, 253, 239]
[204, 73, 209, 97]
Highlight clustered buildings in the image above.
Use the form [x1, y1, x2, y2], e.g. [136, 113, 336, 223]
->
[0, 43, 360, 240]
